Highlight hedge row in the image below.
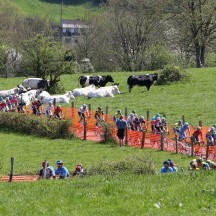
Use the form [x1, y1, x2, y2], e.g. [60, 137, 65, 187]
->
[0, 112, 73, 139]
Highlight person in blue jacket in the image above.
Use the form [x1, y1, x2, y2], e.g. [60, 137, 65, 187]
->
[55, 160, 70, 179]
[116, 115, 127, 147]
[160, 160, 173, 173]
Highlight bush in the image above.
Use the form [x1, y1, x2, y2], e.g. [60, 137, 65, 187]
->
[206, 52, 216, 67]
[0, 112, 73, 139]
[88, 156, 157, 176]
[157, 65, 189, 85]
[146, 44, 175, 70]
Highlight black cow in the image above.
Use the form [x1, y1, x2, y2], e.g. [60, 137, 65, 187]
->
[78, 75, 114, 87]
[37, 80, 50, 89]
[127, 73, 158, 93]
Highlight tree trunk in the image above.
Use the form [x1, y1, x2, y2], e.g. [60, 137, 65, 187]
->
[195, 43, 202, 68]
[200, 44, 205, 67]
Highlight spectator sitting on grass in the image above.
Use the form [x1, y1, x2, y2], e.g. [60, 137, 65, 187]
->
[38, 161, 55, 179]
[55, 160, 70, 179]
[72, 164, 86, 177]
[160, 160, 173, 173]
[167, 159, 178, 172]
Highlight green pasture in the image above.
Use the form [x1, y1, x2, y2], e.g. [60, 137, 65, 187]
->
[0, 130, 216, 215]
[1, 67, 216, 126]
[9, 0, 99, 22]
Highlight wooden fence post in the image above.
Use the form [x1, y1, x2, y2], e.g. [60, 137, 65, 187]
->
[106, 106, 109, 115]
[71, 101, 75, 117]
[83, 119, 87, 140]
[175, 134, 178, 154]
[125, 127, 128, 145]
[43, 160, 48, 179]
[53, 98, 56, 107]
[199, 121, 202, 127]
[160, 132, 164, 151]
[206, 142, 209, 160]
[182, 115, 185, 124]
[191, 136, 194, 157]
[147, 111, 150, 122]
[125, 107, 128, 118]
[9, 157, 14, 182]
[141, 131, 146, 148]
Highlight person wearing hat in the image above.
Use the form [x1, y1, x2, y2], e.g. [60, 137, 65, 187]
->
[116, 115, 127, 147]
[55, 160, 70, 178]
[173, 120, 182, 134]
[160, 160, 173, 173]
[45, 102, 54, 118]
[78, 104, 89, 122]
[72, 164, 85, 177]
[113, 109, 122, 122]
[38, 160, 55, 179]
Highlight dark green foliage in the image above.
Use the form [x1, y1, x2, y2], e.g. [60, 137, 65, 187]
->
[157, 65, 189, 85]
[0, 112, 73, 139]
[146, 44, 174, 70]
[88, 156, 157, 175]
[100, 123, 117, 144]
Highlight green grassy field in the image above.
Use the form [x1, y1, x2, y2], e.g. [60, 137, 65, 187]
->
[1, 67, 216, 126]
[9, 0, 99, 22]
[0, 130, 215, 216]
[0, 68, 216, 215]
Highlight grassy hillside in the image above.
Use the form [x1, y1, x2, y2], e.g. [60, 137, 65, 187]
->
[9, 0, 99, 22]
[0, 130, 215, 215]
[1, 67, 216, 126]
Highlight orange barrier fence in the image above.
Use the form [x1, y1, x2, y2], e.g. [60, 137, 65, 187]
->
[23, 106, 215, 160]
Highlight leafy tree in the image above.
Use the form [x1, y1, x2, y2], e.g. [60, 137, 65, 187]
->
[18, 34, 76, 93]
[169, 0, 216, 68]
[0, 43, 7, 77]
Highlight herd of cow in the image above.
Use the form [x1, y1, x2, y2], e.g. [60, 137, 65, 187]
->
[0, 74, 158, 112]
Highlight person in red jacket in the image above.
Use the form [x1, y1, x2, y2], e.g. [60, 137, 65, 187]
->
[192, 126, 203, 145]
[54, 105, 63, 119]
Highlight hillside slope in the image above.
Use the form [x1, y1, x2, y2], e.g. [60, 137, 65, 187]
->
[9, 0, 99, 22]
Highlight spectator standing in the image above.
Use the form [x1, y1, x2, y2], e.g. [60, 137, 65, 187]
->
[116, 115, 127, 147]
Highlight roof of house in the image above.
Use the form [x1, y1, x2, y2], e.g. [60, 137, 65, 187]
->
[61, 19, 88, 28]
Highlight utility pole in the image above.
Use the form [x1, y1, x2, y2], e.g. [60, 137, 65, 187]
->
[60, 0, 63, 39]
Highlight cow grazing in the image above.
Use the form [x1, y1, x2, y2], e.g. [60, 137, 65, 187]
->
[72, 84, 96, 97]
[78, 75, 114, 88]
[87, 85, 120, 99]
[127, 73, 158, 93]
[42, 91, 75, 104]
[22, 78, 50, 89]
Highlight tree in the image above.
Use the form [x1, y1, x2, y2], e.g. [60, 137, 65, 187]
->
[0, 43, 7, 77]
[169, 0, 216, 68]
[81, 0, 166, 71]
[18, 34, 76, 93]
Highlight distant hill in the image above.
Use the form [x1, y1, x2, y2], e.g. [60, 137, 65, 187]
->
[10, 0, 102, 22]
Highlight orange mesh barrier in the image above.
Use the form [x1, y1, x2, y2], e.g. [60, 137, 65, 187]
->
[1, 175, 38, 182]
[13, 106, 215, 160]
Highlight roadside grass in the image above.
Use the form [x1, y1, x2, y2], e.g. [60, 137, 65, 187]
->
[8, 0, 99, 22]
[0, 131, 216, 215]
[1, 67, 216, 126]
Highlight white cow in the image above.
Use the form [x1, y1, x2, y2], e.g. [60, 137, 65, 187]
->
[0, 88, 19, 98]
[22, 78, 50, 89]
[87, 85, 120, 99]
[72, 84, 96, 97]
[37, 90, 50, 101]
[18, 92, 31, 106]
[42, 91, 75, 104]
